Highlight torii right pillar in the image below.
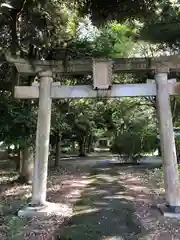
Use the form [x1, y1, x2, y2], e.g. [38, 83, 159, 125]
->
[155, 66, 180, 217]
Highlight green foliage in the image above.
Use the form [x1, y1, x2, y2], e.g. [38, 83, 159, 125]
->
[0, 91, 37, 147]
[175, 137, 180, 153]
[68, 22, 135, 58]
[139, 2, 180, 47]
[0, 0, 167, 158]
[110, 98, 157, 157]
[77, 0, 159, 25]
[111, 127, 157, 157]
[51, 100, 72, 135]
[51, 96, 158, 158]
[91, 22, 135, 58]
[0, 0, 81, 57]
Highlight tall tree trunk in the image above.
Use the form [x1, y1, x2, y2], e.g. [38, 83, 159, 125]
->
[87, 135, 93, 153]
[16, 147, 21, 171]
[11, 11, 19, 55]
[8, 145, 21, 172]
[79, 144, 86, 156]
[78, 138, 86, 157]
[54, 133, 61, 167]
[72, 141, 76, 153]
[19, 146, 34, 184]
[157, 145, 162, 156]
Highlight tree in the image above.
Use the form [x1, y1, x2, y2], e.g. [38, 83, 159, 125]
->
[110, 98, 157, 158]
[139, 1, 180, 49]
[48, 20, 136, 160]
[67, 21, 136, 58]
[0, 91, 37, 183]
[77, 0, 160, 26]
[0, 0, 165, 174]
[62, 99, 96, 157]
[51, 100, 73, 166]
[0, 0, 82, 181]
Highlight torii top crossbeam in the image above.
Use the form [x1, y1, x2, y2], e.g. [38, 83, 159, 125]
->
[6, 54, 180, 75]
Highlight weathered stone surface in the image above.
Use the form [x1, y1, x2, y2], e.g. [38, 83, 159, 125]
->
[156, 72, 180, 207]
[157, 203, 180, 218]
[18, 202, 72, 217]
[14, 83, 180, 99]
[6, 54, 180, 74]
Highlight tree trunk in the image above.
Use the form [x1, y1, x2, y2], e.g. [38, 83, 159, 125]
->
[16, 147, 21, 171]
[78, 140, 86, 157]
[157, 145, 162, 156]
[54, 133, 61, 167]
[87, 135, 93, 153]
[8, 145, 21, 172]
[19, 146, 34, 184]
[72, 142, 76, 153]
[11, 11, 19, 55]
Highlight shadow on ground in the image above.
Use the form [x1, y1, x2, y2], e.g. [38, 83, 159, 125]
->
[57, 166, 147, 240]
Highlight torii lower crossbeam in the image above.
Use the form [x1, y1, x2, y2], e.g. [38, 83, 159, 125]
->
[14, 83, 180, 99]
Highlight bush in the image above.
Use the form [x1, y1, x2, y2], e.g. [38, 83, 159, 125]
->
[111, 131, 157, 159]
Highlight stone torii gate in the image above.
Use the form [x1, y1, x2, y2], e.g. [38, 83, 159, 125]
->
[6, 55, 180, 218]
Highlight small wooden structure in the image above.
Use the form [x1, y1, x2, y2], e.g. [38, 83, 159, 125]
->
[6, 54, 180, 217]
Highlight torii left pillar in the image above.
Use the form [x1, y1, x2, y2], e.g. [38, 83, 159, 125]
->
[18, 70, 72, 217]
[32, 70, 52, 205]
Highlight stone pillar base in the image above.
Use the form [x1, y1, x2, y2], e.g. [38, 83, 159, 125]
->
[157, 203, 180, 218]
[18, 201, 72, 217]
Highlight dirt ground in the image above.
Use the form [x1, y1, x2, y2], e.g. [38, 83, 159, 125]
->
[0, 160, 91, 240]
[58, 164, 180, 240]
[1, 159, 180, 239]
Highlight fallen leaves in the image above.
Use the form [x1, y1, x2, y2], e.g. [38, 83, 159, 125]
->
[2, 161, 180, 240]
[0, 161, 90, 240]
[127, 167, 180, 239]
